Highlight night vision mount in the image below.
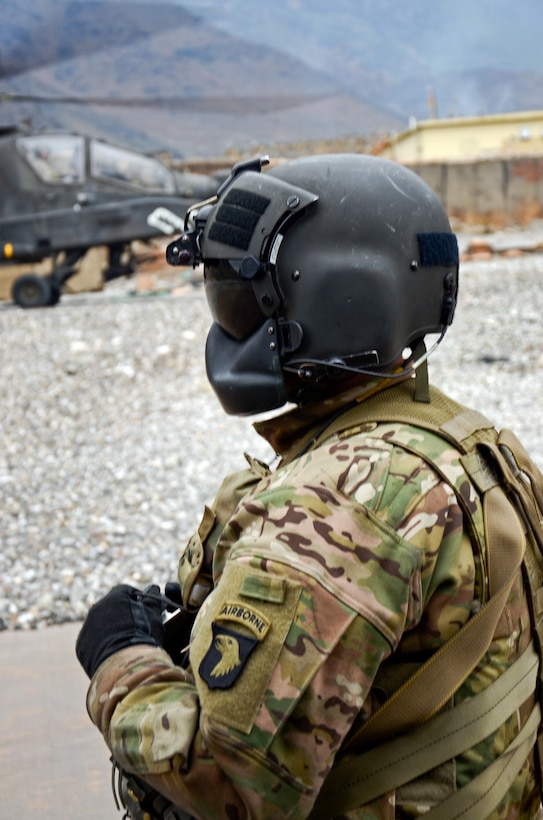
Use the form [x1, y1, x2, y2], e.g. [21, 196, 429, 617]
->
[166, 155, 270, 268]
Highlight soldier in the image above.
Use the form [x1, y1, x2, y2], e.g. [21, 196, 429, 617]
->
[76, 154, 543, 818]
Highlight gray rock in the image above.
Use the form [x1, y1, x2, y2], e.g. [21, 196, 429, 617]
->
[1, 244, 543, 629]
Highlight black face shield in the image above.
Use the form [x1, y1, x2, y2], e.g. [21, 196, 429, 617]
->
[205, 320, 287, 416]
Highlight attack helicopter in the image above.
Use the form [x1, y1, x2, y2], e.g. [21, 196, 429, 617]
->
[0, 125, 222, 307]
[0, 1, 330, 308]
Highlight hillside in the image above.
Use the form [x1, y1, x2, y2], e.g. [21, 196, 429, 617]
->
[181, 0, 543, 120]
[0, 0, 400, 156]
[1, 0, 542, 157]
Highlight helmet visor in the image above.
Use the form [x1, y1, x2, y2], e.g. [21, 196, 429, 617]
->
[204, 260, 266, 341]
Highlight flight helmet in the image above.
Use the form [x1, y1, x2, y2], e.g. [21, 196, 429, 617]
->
[167, 154, 459, 415]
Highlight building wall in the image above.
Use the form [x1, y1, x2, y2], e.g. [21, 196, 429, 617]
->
[411, 156, 543, 227]
[172, 149, 543, 230]
[380, 111, 543, 163]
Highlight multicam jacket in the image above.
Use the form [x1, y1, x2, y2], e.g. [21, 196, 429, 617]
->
[87, 379, 540, 819]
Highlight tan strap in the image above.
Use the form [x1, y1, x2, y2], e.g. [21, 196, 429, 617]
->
[309, 642, 538, 818]
[440, 407, 496, 443]
[423, 702, 541, 820]
[498, 428, 543, 513]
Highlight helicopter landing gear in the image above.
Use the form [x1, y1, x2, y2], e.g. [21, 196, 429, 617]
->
[11, 274, 58, 308]
[103, 242, 134, 281]
[11, 248, 85, 308]
[10, 244, 134, 308]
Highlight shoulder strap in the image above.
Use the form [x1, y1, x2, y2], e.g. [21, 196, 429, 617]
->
[308, 642, 539, 819]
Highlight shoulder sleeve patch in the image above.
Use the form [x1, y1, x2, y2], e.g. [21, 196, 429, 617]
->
[190, 562, 302, 733]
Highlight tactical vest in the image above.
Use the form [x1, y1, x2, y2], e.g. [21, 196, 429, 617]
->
[178, 378, 543, 819]
[303, 380, 543, 819]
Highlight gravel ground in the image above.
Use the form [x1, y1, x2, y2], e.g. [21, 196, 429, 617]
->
[1, 240, 543, 630]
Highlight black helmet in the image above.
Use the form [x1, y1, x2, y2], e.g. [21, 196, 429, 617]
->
[167, 154, 459, 416]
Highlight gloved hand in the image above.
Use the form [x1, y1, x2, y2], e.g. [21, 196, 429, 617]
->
[76, 584, 164, 678]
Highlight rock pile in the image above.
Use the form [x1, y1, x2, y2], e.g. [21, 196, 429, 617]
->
[1, 235, 543, 630]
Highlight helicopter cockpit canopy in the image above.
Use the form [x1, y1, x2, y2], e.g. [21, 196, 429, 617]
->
[17, 134, 85, 184]
[89, 140, 176, 193]
[16, 134, 177, 193]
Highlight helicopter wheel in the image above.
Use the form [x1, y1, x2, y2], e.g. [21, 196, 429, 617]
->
[12, 274, 55, 308]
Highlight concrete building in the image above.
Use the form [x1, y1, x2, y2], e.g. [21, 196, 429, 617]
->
[376, 110, 543, 163]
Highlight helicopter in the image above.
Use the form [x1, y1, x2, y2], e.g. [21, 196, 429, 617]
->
[0, 125, 223, 308]
[0, 0, 336, 309]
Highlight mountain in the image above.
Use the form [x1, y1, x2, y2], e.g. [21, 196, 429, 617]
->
[1, 0, 542, 157]
[178, 0, 543, 119]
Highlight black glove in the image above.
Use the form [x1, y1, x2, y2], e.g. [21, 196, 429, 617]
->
[76, 584, 164, 678]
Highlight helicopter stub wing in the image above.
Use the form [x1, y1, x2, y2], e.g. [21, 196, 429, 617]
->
[0, 196, 191, 262]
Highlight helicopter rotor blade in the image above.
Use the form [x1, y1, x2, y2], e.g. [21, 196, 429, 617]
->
[0, 91, 330, 114]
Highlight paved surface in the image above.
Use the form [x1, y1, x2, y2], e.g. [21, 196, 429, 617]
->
[0, 623, 119, 818]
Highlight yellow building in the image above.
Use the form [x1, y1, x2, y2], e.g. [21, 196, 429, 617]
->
[376, 110, 543, 163]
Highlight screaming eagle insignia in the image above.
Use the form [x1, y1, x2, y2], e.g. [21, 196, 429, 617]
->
[211, 632, 241, 677]
[199, 623, 259, 690]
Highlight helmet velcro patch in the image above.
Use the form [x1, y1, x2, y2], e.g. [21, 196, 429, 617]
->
[208, 189, 270, 251]
[417, 232, 459, 267]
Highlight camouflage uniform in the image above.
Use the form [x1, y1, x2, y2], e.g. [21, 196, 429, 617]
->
[87, 379, 541, 819]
